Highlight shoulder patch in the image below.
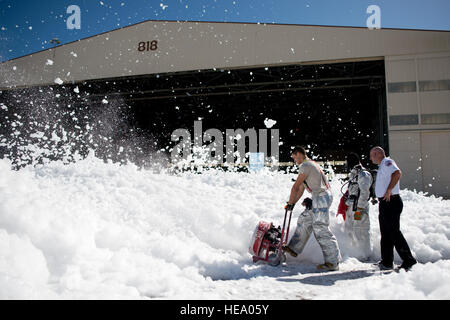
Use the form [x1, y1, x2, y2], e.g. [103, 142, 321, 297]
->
[386, 160, 392, 166]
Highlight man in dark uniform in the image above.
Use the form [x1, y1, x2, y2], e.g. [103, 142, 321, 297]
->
[370, 146, 417, 271]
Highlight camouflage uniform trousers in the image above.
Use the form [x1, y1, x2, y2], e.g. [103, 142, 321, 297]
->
[288, 190, 341, 265]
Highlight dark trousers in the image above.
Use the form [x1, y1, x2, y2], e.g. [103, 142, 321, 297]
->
[378, 196, 416, 266]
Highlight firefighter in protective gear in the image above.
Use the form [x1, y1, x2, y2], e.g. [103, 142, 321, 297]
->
[283, 146, 341, 271]
[341, 152, 372, 261]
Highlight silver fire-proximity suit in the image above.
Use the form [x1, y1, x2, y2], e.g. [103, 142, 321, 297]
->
[345, 165, 372, 260]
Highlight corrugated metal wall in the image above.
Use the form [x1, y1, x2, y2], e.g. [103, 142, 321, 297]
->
[386, 52, 450, 197]
[1, 21, 450, 89]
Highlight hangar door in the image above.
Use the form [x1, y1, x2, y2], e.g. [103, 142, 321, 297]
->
[386, 53, 450, 198]
[422, 131, 450, 196]
[1, 59, 388, 171]
[390, 130, 450, 197]
[125, 59, 388, 169]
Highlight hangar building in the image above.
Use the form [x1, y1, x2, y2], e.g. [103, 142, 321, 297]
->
[1, 20, 449, 197]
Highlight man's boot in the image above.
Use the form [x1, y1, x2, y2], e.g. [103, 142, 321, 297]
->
[282, 245, 298, 257]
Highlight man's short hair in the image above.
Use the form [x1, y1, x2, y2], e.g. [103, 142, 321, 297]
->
[291, 145, 307, 156]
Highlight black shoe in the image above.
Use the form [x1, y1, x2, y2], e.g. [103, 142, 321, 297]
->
[373, 261, 393, 270]
[282, 245, 298, 257]
[398, 259, 417, 271]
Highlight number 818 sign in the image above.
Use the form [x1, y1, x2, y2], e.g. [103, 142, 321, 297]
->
[138, 40, 158, 51]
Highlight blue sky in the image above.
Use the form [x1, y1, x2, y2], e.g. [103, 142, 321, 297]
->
[1, 0, 449, 62]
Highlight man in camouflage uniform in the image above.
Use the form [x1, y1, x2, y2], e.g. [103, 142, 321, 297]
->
[284, 146, 341, 271]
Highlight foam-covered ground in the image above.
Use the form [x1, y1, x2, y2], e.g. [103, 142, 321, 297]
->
[1, 155, 449, 299]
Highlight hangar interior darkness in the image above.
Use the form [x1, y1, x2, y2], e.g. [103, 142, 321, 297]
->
[1, 59, 387, 171]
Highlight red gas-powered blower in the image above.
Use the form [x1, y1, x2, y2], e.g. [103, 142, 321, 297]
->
[248, 207, 293, 266]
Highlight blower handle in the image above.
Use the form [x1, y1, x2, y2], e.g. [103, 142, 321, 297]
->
[281, 208, 293, 245]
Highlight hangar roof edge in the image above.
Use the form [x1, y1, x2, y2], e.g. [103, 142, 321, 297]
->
[2, 19, 450, 64]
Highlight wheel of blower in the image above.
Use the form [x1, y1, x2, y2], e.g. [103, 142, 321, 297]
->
[267, 253, 280, 266]
[268, 251, 286, 266]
